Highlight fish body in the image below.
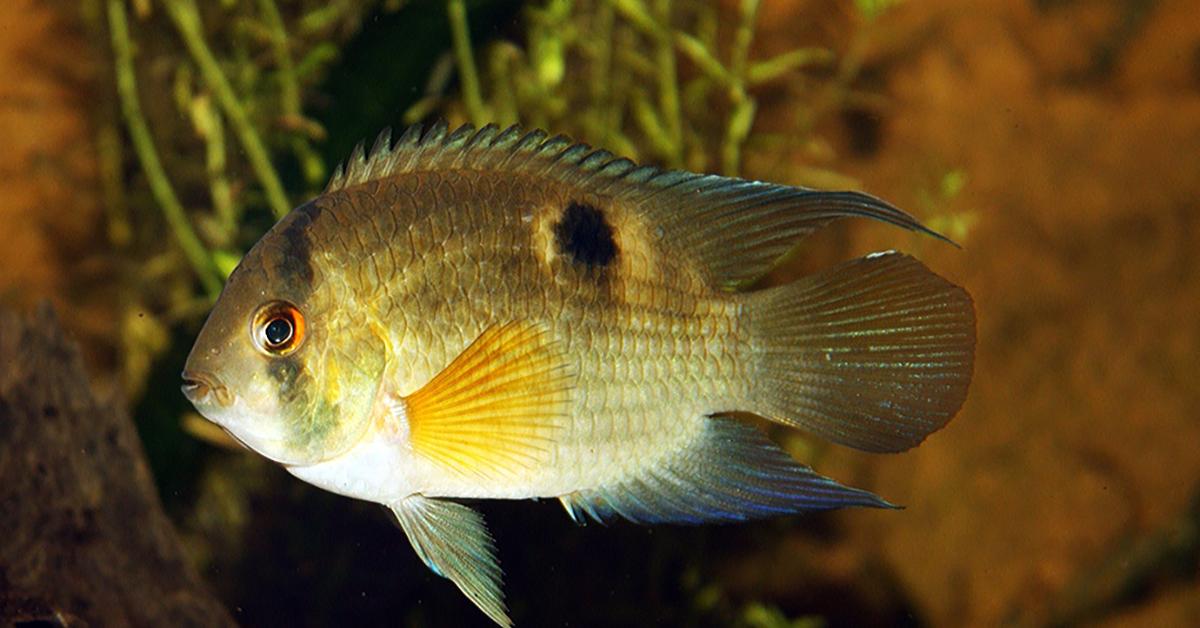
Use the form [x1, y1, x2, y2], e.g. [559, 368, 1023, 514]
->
[182, 123, 975, 626]
[285, 168, 746, 503]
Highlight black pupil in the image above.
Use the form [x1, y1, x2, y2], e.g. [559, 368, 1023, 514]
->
[264, 316, 293, 347]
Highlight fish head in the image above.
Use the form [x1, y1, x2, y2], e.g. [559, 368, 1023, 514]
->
[182, 209, 386, 466]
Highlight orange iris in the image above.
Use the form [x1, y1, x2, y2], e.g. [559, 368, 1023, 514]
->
[253, 301, 305, 356]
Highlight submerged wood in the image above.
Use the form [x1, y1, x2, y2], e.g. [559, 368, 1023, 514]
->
[0, 305, 233, 627]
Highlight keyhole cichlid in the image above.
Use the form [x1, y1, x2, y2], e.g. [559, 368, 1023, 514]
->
[182, 122, 975, 626]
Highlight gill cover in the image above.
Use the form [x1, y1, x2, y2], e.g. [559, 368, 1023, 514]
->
[184, 201, 386, 465]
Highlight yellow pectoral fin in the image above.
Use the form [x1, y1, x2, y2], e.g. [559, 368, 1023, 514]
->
[404, 321, 574, 480]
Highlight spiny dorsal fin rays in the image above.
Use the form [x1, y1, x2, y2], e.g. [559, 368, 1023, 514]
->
[323, 122, 953, 289]
[390, 495, 510, 627]
[401, 320, 574, 481]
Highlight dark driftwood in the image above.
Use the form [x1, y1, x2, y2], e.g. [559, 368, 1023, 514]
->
[0, 306, 234, 627]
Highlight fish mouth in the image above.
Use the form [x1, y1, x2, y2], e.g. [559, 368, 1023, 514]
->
[181, 370, 233, 407]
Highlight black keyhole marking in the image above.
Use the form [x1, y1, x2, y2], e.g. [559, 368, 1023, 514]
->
[554, 202, 618, 269]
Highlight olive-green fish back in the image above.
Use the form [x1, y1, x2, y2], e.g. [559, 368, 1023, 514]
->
[325, 122, 949, 290]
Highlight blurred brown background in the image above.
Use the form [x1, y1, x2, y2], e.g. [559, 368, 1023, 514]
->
[2, 0, 1197, 626]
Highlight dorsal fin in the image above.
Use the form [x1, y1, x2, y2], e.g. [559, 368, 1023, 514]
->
[325, 122, 951, 289]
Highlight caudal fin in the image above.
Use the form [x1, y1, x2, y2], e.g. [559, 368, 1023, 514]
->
[746, 252, 975, 453]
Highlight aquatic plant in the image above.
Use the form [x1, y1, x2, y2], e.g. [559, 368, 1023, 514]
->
[94, 0, 899, 400]
[85, 1, 936, 624]
[425, 0, 894, 181]
[91, 6, 914, 587]
[94, 0, 376, 396]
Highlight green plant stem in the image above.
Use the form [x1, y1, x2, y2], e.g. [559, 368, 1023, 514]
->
[587, 1, 616, 147]
[673, 32, 730, 84]
[720, 0, 760, 176]
[108, 0, 221, 297]
[652, 0, 683, 166]
[447, 0, 487, 126]
[83, 0, 133, 249]
[163, 0, 291, 220]
[730, 0, 759, 78]
[256, 0, 299, 118]
[256, 0, 324, 189]
[488, 42, 523, 126]
[199, 101, 235, 239]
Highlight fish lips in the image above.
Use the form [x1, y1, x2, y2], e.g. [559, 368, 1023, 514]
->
[181, 370, 233, 408]
[180, 371, 255, 454]
[179, 369, 338, 467]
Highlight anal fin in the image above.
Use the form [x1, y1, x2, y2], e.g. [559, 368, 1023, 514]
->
[390, 495, 509, 627]
[403, 320, 574, 480]
[559, 416, 892, 526]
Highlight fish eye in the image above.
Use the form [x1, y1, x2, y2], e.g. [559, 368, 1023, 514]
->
[265, 317, 293, 347]
[253, 301, 305, 356]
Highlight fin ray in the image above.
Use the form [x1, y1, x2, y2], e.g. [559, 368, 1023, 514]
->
[325, 122, 948, 289]
[746, 252, 975, 453]
[404, 321, 574, 480]
[558, 417, 891, 526]
[390, 496, 510, 627]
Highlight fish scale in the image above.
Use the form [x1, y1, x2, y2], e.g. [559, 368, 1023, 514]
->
[183, 123, 974, 627]
[339, 172, 746, 497]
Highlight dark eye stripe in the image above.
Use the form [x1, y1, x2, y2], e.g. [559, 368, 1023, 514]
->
[268, 357, 303, 400]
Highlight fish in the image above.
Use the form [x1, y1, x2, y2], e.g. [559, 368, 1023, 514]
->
[181, 122, 975, 626]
